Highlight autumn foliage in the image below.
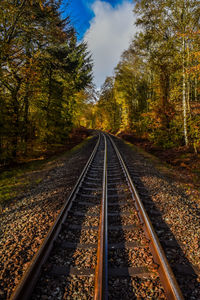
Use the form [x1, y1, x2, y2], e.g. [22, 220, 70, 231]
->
[90, 0, 200, 152]
[0, 0, 93, 163]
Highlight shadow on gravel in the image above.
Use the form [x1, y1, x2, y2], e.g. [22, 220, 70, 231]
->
[106, 144, 160, 299]
[107, 178, 136, 299]
[166, 178, 200, 220]
[111, 136, 200, 299]
[32, 188, 101, 299]
[127, 168, 200, 299]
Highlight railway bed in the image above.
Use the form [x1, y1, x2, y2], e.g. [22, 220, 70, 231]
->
[11, 133, 183, 299]
[113, 136, 200, 300]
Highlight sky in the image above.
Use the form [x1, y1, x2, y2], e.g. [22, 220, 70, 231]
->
[66, 0, 137, 89]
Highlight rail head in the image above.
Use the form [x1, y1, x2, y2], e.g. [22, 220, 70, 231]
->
[94, 133, 108, 300]
[11, 133, 101, 300]
[107, 133, 184, 300]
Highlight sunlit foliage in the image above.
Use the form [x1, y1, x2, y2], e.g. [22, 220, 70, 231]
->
[0, 0, 93, 161]
[92, 0, 200, 151]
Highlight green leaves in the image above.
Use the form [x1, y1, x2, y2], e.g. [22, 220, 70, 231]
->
[0, 0, 93, 161]
[94, 0, 200, 152]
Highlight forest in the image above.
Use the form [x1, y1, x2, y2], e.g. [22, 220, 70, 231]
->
[0, 0, 200, 163]
[87, 0, 200, 153]
[0, 0, 93, 163]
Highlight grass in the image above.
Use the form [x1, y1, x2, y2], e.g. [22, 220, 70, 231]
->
[0, 136, 92, 209]
[0, 169, 28, 205]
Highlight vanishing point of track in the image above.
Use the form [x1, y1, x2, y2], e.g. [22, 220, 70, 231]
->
[11, 132, 184, 299]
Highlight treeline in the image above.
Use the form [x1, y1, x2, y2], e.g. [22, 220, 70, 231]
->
[0, 0, 93, 162]
[93, 0, 200, 151]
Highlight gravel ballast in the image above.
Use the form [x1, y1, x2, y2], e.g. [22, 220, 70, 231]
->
[1, 133, 200, 299]
[114, 136, 200, 299]
[0, 136, 97, 299]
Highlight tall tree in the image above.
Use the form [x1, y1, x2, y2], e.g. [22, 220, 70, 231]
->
[115, 48, 148, 131]
[0, 0, 93, 161]
[134, 0, 199, 146]
[96, 77, 121, 132]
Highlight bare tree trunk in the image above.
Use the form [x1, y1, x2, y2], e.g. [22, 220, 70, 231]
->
[46, 65, 53, 146]
[194, 76, 198, 102]
[12, 92, 20, 158]
[186, 78, 190, 114]
[23, 36, 31, 154]
[160, 70, 170, 128]
[186, 43, 191, 114]
[23, 86, 29, 154]
[182, 36, 188, 146]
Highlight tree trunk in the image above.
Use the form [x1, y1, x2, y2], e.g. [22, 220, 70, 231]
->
[23, 36, 31, 154]
[194, 76, 198, 102]
[46, 65, 53, 145]
[160, 70, 170, 128]
[23, 86, 29, 154]
[186, 43, 191, 114]
[182, 36, 188, 146]
[12, 92, 20, 158]
[186, 78, 190, 114]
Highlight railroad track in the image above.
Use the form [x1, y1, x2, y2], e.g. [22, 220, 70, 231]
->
[11, 132, 183, 299]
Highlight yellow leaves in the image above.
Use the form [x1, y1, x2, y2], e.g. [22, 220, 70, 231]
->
[30, 0, 44, 10]
[176, 29, 200, 39]
[193, 51, 200, 58]
[190, 65, 200, 72]
[176, 32, 188, 38]
[38, 1, 44, 10]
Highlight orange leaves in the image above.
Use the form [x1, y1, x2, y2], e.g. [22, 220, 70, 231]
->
[29, 0, 44, 10]
[184, 30, 200, 78]
[193, 51, 200, 58]
[176, 30, 200, 39]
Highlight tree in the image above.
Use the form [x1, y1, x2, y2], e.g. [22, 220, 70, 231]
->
[96, 77, 121, 132]
[133, 0, 199, 147]
[0, 0, 93, 161]
[115, 48, 148, 131]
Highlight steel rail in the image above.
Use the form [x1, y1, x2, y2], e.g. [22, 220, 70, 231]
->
[108, 134, 184, 300]
[94, 134, 108, 300]
[11, 134, 101, 300]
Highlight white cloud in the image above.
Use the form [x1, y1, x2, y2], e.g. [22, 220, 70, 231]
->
[84, 0, 137, 89]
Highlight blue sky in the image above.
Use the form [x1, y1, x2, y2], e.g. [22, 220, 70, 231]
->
[67, 0, 133, 40]
[63, 0, 136, 88]
[66, 0, 94, 40]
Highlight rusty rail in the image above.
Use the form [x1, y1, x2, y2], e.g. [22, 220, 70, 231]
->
[94, 134, 108, 300]
[108, 134, 184, 300]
